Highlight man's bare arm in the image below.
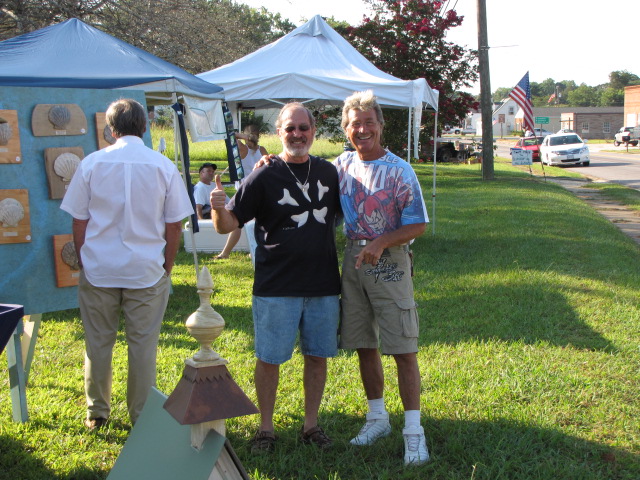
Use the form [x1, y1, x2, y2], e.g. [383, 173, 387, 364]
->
[355, 222, 426, 269]
[210, 175, 240, 234]
[72, 218, 89, 268]
[163, 221, 183, 275]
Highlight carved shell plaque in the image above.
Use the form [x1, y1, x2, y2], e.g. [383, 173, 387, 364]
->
[103, 125, 116, 145]
[53, 152, 81, 182]
[48, 105, 71, 130]
[0, 121, 12, 146]
[61, 241, 80, 270]
[0, 197, 25, 228]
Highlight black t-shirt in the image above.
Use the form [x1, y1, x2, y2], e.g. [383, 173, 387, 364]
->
[228, 155, 341, 297]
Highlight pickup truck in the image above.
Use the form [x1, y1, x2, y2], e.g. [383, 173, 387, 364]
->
[613, 126, 639, 147]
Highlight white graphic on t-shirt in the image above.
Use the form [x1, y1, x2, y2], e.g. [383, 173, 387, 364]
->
[317, 180, 329, 201]
[279, 180, 331, 228]
[313, 207, 327, 224]
[278, 188, 299, 207]
[291, 211, 309, 227]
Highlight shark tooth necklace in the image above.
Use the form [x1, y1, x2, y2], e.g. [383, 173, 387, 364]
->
[282, 157, 311, 202]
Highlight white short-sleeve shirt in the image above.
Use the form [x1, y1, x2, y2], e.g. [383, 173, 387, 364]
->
[60, 136, 194, 288]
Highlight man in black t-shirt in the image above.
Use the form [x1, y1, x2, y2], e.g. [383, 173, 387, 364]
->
[210, 103, 340, 453]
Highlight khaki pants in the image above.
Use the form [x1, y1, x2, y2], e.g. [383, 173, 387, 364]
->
[78, 270, 170, 423]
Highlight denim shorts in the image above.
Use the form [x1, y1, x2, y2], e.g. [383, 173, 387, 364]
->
[252, 295, 340, 364]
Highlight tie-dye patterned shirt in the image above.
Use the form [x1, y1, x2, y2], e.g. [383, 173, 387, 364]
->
[333, 150, 428, 240]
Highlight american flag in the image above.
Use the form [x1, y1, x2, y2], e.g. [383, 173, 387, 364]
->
[509, 72, 534, 132]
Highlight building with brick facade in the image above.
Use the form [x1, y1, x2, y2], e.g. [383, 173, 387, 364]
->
[623, 85, 640, 127]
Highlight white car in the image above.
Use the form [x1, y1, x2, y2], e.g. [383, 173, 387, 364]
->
[533, 128, 552, 137]
[539, 133, 590, 166]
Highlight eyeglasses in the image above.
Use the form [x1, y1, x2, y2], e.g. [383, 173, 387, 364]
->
[283, 124, 311, 133]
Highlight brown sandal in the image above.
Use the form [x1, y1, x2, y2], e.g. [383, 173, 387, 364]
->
[251, 430, 276, 453]
[300, 425, 332, 449]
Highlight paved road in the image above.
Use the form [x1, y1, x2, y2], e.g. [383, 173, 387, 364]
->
[494, 140, 640, 191]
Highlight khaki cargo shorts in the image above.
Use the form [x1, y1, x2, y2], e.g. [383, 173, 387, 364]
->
[339, 241, 419, 355]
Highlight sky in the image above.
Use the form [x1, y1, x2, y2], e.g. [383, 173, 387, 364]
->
[240, 0, 638, 94]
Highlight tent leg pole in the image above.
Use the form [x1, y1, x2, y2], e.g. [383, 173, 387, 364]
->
[171, 93, 199, 276]
[432, 112, 438, 235]
[407, 107, 412, 163]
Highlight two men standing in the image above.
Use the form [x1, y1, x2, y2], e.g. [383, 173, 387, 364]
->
[212, 91, 429, 466]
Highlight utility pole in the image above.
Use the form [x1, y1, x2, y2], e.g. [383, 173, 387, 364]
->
[477, 0, 494, 180]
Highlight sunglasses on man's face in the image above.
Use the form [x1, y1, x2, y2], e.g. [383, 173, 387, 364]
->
[283, 124, 311, 133]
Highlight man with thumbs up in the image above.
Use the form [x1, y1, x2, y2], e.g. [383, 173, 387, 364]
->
[210, 102, 341, 453]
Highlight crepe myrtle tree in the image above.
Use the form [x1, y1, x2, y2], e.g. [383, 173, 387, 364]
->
[333, 0, 478, 157]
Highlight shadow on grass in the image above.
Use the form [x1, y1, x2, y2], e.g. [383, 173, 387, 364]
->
[0, 435, 54, 480]
[418, 282, 615, 352]
[228, 414, 638, 480]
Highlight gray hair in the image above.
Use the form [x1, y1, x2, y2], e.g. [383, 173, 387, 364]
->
[275, 102, 316, 128]
[341, 90, 384, 130]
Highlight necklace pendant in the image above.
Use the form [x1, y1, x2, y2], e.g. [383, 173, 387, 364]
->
[297, 182, 311, 202]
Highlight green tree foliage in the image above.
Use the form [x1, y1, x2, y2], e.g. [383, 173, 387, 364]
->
[0, 0, 295, 73]
[609, 70, 640, 90]
[566, 84, 600, 107]
[334, 0, 479, 156]
[498, 71, 639, 108]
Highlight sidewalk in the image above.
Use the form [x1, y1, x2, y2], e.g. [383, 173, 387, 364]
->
[544, 177, 640, 245]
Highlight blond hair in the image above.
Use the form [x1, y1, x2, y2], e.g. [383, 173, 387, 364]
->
[341, 90, 384, 129]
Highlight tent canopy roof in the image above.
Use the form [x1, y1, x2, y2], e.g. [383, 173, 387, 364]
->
[198, 15, 438, 111]
[0, 18, 223, 103]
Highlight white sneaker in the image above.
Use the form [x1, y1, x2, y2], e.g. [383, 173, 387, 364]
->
[349, 411, 392, 446]
[403, 425, 430, 466]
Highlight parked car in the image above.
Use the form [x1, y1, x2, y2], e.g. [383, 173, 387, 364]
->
[510, 136, 544, 162]
[533, 127, 552, 137]
[539, 133, 590, 166]
[444, 125, 476, 135]
[613, 126, 639, 147]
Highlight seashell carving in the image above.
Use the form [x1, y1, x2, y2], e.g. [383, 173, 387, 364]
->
[48, 105, 71, 130]
[0, 120, 12, 146]
[0, 197, 25, 228]
[103, 125, 116, 145]
[61, 241, 80, 270]
[53, 152, 81, 182]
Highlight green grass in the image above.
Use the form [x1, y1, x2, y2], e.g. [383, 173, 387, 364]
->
[1, 149, 639, 479]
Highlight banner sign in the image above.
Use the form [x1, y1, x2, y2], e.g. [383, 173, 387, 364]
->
[511, 149, 533, 165]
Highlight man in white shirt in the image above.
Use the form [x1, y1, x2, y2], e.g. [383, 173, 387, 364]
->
[194, 162, 217, 219]
[60, 98, 193, 430]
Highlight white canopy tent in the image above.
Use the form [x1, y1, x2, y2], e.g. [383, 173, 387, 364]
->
[198, 15, 440, 230]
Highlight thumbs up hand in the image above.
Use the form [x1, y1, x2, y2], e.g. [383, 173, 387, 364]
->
[210, 175, 227, 211]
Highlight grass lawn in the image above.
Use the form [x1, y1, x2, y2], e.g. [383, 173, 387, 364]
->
[1, 144, 639, 479]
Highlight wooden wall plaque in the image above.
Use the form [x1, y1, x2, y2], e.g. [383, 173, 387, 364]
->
[0, 189, 31, 244]
[32, 104, 87, 136]
[0, 110, 22, 164]
[53, 234, 80, 287]
[95, 112, 116, 150]
[44, 147, 84, 199]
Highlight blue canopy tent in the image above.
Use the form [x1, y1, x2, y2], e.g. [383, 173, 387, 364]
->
[0, 18, 224, 105]
[0, 18, 226, 272]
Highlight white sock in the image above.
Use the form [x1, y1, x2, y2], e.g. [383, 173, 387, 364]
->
[404, 410, 421, 429]
[367, 398, 386, 415]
